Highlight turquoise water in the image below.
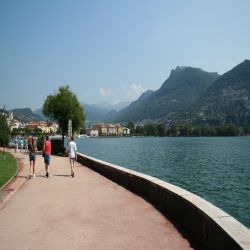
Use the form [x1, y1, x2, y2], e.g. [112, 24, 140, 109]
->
[76, 137, 250, 228]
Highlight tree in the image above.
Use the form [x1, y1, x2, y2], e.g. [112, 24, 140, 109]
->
[127, 121, 135, 135]
[43, 86, 85, 148]
[0, 113, 10, 147]
[156, 123, 166, 137]
[36, 135, 45, 151]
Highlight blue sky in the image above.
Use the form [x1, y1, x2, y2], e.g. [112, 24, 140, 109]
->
[1, 0, 250, 110]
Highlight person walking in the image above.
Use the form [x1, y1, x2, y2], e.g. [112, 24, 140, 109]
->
[28, 136, 36, 178]
[43, 135, 51, 178]
[20, 137, 24, 153]
[24, 137, 28, 153]
[14, 137, 18, 153]
[68, 136, 77, 178]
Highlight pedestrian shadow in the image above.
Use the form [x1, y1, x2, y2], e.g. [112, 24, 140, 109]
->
[17, 175, 29, 179]
[17, 175, 46, 179]
[36, 175, 47, 178]
[54, 174, 72, 177]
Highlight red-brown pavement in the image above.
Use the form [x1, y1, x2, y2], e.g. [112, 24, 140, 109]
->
[0, 150, 192, 250]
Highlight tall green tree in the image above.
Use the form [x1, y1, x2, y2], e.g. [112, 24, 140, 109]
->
[0, 113, 10, 147]
[43, 86, 85, 147]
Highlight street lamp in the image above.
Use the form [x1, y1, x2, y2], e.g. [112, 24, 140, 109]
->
[2, 104, 6, 159]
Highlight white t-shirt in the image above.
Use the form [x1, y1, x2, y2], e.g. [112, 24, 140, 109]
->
[68, 141, 77, 158]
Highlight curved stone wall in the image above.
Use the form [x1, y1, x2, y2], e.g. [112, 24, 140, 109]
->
[77, 153, 250, 250]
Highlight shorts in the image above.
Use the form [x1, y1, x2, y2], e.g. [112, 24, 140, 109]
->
[29, 153, 36, 161]
[44, 154, 50, 164]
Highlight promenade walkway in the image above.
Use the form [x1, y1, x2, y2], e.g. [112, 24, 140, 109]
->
[0, 150, 192, 250]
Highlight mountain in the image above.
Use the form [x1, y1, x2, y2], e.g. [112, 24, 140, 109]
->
[114, 66, 219, 122]
[183, 59, 250, 126]
[12, 60, 250, 126]
[32, 101, 130, 124]
[11, 108, 44, 122]
[82, 101, 130, 123]
[34, 103, 111, 123]
[82, 103, 109, 122]
[92, 101, 130, 112]
[33, 107, 46, 120]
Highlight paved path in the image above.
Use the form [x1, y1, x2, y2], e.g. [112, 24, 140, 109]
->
[0, 150, 192, 250]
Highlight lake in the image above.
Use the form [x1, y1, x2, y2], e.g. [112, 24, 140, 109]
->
[75, 136, 250, 228]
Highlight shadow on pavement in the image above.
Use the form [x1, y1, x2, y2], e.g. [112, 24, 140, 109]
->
[17, 175, 29, 179]
[54, 174, 72, 177]
[36, 175, 47, 178]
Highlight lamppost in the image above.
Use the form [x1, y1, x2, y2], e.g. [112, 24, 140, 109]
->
[68, 119, 72, 139]
[2, 104, 6, 159]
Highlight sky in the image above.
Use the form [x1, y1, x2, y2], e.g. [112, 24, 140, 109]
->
[1, 0, 250, 110]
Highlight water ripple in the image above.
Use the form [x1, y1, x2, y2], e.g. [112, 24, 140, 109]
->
[76, 136, 250, 228]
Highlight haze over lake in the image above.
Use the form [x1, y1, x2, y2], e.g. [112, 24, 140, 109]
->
[76, 136, 250, 228]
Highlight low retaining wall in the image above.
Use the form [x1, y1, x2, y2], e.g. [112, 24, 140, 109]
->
[77, 153, 250, 250]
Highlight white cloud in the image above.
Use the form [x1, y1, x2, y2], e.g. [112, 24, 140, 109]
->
[99, 88, 111, 96]
[128, 83, 144, 100]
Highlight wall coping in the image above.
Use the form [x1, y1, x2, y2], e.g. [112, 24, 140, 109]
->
[77, 152, 250, 249]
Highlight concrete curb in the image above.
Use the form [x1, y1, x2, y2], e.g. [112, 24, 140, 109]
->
[77, 152, 250, 250]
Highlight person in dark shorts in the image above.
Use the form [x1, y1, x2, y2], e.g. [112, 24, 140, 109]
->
[43, 135, 51, 178]
[28, 136, 36, 179]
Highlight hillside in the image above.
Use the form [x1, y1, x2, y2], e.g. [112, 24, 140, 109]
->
[183, 60, 250, 126]
[114, 66, 219, 122]
[83, 102, 130, 123]
[33, 107, 46, 120]
[11, 108, 44, 122]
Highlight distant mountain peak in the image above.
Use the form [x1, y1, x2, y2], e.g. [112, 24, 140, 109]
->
[175, 66, 187, 71]
[113, 64, 222, 122]
[170, 65, 199, 77]
[138, 90, 154, 100]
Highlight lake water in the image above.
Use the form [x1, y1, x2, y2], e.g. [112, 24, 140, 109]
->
[75, 136, 250, 228]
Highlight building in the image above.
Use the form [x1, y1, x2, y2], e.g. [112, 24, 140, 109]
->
[9, 119, 20, 131]
[107, 124, 116, 135]
[27, 121, 58, 134]
[91, 123, 125, 136]
[123, 128, 130, 136]
[116, 124, 124, 136]
[89, 129, 99, 137]
[93, 124, 108, 136]
[48, 122, 59, 134]
[9, 112, 13, 120]
[38, 125, 50, 134]
[26, 121, 40, 131]
[87, 123, 123, 136]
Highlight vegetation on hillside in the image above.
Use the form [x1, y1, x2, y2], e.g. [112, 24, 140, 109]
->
[127, 121, 249, 137]
[178, 60, 250, 126]
[11, 108, 44, 122]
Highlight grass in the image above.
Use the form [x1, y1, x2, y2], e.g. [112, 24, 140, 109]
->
[0, 151, 17, 189]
